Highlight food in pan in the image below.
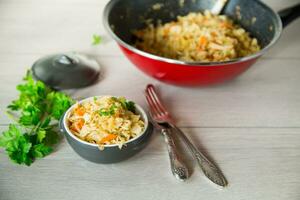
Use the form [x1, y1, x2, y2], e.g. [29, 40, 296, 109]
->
[67, 96, 145, 149]
[134, 11, 261, 62]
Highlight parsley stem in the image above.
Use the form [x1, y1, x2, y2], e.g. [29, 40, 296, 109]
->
[28, 112, 49, 135]
[29, 121, 41, 135]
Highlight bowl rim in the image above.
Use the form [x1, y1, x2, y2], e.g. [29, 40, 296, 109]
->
[103, 0, 282, 66]
[62, 96, 149, 148]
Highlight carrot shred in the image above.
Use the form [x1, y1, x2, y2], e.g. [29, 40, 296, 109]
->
[74, 119, 85, 131]
[74, 106, 85, 116]
[220, 22, 232, 28]
[198, 36, 207, 45]
[211, 32, 217, 37]
[197, 36, 207, 50]
[100, 134, 117, 143]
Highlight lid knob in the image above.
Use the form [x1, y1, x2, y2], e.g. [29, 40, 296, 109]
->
[55, 55, 78, 65]
[32, 52, 101, 89]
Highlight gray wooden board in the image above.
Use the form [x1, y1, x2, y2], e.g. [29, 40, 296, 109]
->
[0, 0, 300, 199]
[1, 126, 300, 200]
[0, 56, 300, 128]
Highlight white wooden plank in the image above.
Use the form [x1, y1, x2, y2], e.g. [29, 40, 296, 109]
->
[0, 0, 299, 58]
[0, 0, 300, 200]
[1, 126, 299, 200]
[0, 1, 117, 56]
[0, 56, 299, 128]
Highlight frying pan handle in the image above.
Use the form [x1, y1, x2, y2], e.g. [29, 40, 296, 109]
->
[278, 3, 300, 28]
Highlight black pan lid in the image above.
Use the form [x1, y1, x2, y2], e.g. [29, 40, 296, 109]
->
[32, 52, 100, 89]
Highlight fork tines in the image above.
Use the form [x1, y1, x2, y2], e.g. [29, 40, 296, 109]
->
[145, 84, 169, 118]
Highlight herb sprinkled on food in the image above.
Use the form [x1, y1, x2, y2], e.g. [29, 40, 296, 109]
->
[118, 97, 135, 112]
[98, 97, 135, 116]
[69, 96, 143, 149]
[99, 104, 116, 116]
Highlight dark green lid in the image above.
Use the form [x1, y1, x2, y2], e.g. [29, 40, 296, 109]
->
[32, 52, 100, 89]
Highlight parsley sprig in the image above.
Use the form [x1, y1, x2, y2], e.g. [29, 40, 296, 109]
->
[118, 97, 135, 112]
[0, 71, 74, 166]
[98, 97, 135, 117]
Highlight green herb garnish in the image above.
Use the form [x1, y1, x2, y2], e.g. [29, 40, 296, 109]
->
[125, 101, 135, 112]
[118, 97, 135, 112]
[99, 104, 117, 116]
[92, 34, 102, 45]
[98, 97, 135, 117]
[0, 71, 74, 166]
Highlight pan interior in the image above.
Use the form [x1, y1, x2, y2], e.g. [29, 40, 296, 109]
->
[106, 0, 281, 52]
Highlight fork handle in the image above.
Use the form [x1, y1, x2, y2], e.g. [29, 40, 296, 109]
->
[161, 128, 189, 181]
[171, 125, 228, 187]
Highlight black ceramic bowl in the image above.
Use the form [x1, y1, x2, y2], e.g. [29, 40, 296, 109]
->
[59, 96, 153, 163]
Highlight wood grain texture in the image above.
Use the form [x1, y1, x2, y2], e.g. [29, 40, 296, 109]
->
[0, 0, 300, 199]
[0, 0, 299, 58]
[0, 56, 300, 127]
[1, 126, 300, 200]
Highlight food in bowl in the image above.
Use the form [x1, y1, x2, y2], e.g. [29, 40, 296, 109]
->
[133, 11, 261, 62]
[67, 96, 145, 149]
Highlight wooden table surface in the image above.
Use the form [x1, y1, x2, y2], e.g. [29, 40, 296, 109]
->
[1, 0, 300, 200]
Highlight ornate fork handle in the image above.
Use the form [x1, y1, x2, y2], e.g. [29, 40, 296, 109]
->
[161, 128, 189, 181]
[171, 125, 228, 187]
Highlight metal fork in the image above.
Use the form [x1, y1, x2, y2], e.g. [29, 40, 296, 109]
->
[145, 84, 228, 187]
[146, 95, 189, 181]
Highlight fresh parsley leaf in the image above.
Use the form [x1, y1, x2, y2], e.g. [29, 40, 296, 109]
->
[92, 34, 102, 45]
[118, 97, 127, 109]
[118, 97, 135, 112]
[7, 103, 19, 111]
[32, 144, 52, 158]
[0, 124, 22, 147]
[46, 92, 74, 120]
[0, 125, 33, 166]
[1, 70, 74, 166]
[125, 101, 135, 112]
[36, 129, 46, 143]
[19, 104, 42, 126]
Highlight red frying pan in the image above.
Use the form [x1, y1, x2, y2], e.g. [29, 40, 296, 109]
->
[104, 0, 300, 86]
